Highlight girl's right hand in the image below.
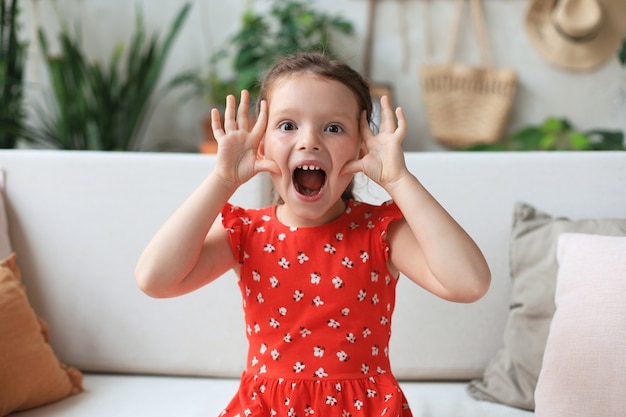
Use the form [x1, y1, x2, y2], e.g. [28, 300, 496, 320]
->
[210, 90, 277, 187]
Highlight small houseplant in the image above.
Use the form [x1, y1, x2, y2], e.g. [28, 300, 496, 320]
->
[186, 0, 353, 105]
[27, 3, 191, 151]
[176, 0, 353, 152]
[0, 0, 27, 148]
[463, 117, 624, 151]
[464, 40, 626, 152]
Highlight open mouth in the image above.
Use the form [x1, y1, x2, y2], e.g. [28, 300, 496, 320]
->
[293, 165, 327, 197]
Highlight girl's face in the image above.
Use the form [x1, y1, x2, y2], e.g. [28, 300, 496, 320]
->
[259, 73, 363, 227]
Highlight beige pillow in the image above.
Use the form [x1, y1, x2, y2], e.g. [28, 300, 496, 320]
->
[467, 202, 626, 410]
[535, 233, 626, 416]
[0, 253, 83, 416]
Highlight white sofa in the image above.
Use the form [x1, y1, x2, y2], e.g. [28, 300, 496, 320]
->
[1, 150, 625, 417]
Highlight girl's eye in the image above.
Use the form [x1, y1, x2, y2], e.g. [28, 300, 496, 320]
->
[325, 124, 344, 134]
[279, 121, 296, 132]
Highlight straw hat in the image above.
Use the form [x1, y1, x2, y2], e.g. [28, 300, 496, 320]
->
[525, 0, 626, 71]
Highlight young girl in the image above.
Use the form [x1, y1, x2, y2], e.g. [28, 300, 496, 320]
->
[135, 52, 490, 416]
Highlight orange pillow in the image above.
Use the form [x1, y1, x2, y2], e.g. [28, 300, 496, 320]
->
[0, 253, 83, 416]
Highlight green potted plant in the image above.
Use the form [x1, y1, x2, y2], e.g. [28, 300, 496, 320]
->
[176, 0, 353, 152]
[26, 2, 191, 151]
[0, 0, 27, 148]
[464, 40, 626, 152]
[463, 117, 624, 151]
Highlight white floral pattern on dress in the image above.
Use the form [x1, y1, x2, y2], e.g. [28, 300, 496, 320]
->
[219, 200, 413, 416]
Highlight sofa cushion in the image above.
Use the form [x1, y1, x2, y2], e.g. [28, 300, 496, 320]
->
[467, 202, 626, 410]
[534, 234, 626, 416]
[9, 374, 534, 417]
[0, 253, 83, 416]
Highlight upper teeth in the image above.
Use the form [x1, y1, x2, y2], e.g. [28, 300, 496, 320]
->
[298, 165, 321, 171]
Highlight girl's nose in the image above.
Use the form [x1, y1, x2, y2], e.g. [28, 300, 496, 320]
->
[298, 128, 321, 151]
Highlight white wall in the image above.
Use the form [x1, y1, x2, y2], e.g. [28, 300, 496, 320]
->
[21, 0, 626, 152]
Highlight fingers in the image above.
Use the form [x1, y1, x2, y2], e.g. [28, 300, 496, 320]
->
[212, 90, 266, 142]
[211, 107, 224, 138]
[340, 159, 364, 177]
[360, 110, 373, 139]
[217, 90, 253, 134]
[252, 100, 277, 175]
[255, 158, 281, 175]
[223, 94, 238, 132]
[251, 100, 268, 136]
[379, 96, 398, 133]
[373, 96, 406, 142]
[394, 106, 407, 137]
[236, 90, 250, 131]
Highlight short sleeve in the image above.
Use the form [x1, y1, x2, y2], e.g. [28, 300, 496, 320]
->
[221, 203, 248, 264]
[375, 200, 403, 263]
[376, 200, 403, 230]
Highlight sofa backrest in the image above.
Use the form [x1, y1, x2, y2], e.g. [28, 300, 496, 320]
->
[1, 150, 625, 380]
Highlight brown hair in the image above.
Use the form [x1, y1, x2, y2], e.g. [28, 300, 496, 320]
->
[257, 52, 372, 202]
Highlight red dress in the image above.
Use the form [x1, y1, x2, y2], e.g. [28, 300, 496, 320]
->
[219, 200, 413, 417]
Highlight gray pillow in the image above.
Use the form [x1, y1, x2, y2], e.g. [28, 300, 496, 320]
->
[467, 202, 626, 410]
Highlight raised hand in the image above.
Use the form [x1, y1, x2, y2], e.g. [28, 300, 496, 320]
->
[342, 95, 409, 191]
[211, 90, 278, 187]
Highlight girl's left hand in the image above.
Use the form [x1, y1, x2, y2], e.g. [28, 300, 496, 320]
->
[341, 95, 409, 190]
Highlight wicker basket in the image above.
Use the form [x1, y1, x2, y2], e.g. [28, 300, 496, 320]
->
[420, 64, 517, 148]
[420, 0, 517, 148]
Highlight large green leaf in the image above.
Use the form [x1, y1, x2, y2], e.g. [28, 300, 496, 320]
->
[0, 0, 27, 148]
[28, 2, 191, 151]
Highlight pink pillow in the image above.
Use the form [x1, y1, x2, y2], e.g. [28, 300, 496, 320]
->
[535, 233, 626, 416]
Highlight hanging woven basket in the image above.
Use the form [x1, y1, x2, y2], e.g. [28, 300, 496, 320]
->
[419, 0, 517, 148]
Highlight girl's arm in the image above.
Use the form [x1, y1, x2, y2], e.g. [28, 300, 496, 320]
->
[135, 91, 275, 298]
[342, 97, 490, 303]
[385, 175, 491, 303]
